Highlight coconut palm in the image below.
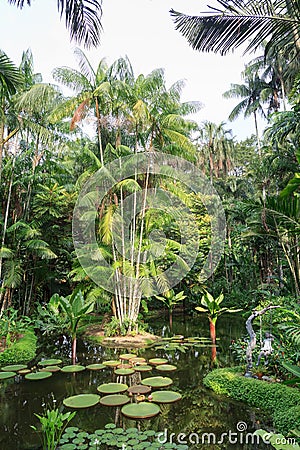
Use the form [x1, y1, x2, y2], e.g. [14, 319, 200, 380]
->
[170, 1, 300, 57]
[7, 0, 103, 49]
[223, 71, 270, 152]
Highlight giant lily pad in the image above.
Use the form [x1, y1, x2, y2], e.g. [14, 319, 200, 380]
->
[148, 358, 168, 365]
[63, 394, 100, 409]
[121, 402, 160, 419]
[156, 364, 177, 372]
[40, 366, 61, 373]
[150, 390, 182, 403]
[119, 353, 137, 360]
[114, 368, 135, 376]
[141, 376, 173, 388]
[18, 369, 31, 375]
[0, 371, 15, 380]
[102, 360, 121, 368]
[97, 382, 128, 394]
[86, 364, 106, 371]
[129, 357, 146, 364]
[61, 365, 85, 373]
[25, 371, 52, 380]
[100, 394, 130, 407]
[1, 364, 27, 372]
[117, 363, 132, 369]
[127, 385, 151, 395]
[38, 359, 62, 366]
[134, 365, 152, 372]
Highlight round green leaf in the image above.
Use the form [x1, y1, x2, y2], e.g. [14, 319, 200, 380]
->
[25, 371, 52, 380]
[1, 364, 27, 372]
[150, 390, 182, 403]
[86, 363, 106, 370]
[134, 365, 152, 372]
[100, 394, 130, 407]
[127, 385, 151, 395]
[61, 365, 85, 373]
[63, 394, 100, 408]
[103, 360, 121, 367]
[120, 353, 137, 360]
[38, 359, 62, 366]
[18, 369, 31, 375]
[148, 358, 168, 365]
[114, 368, 135, 376]
[141, 376, 173, 388]
[0, 371, 15, 380]
[40, 366, 61, 373]
[97, 382, 128, 394]
[129, 357, 146, 364]
[156, 364, 177, 372]
[121, 402, 160, 419]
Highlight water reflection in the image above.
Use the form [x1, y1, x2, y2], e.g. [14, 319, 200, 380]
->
[0, 314, 271, 449]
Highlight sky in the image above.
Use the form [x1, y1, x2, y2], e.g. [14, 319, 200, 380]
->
[0, 0, 266, 140]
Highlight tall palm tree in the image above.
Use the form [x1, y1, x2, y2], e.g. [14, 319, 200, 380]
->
[7, 0, 103, 48]
[170, 1, 300, 57]
[223, 71, 269, 152]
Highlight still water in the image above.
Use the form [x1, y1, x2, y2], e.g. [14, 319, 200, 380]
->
[0, 314, 271, 449]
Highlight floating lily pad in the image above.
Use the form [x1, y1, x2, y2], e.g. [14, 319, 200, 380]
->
[117, 363, 132, 369]
[25, 371, 52, 380]
[86, 363, 106, 371]
[141, 376, 173, 388]
[40, 366, 61, 373]
[97, 382, 128, 394]
[134, 365, 152, 372]
[129, 357, 146, 364]
[103, 360, 121, 368]
[63, 394, 100, 409]
[100, 394, 130, 407]
[148, 358, 168, 365]
[156, 364, 177, 372]
[150, 390, 182, 403]
[120, 353, 137, 360]
[114, 368, 135, 376]
[121, 402, 160, 419]
[1, 364, 27, 372]
[61, 365, 85, 373]
[38, 359, 62, 366]
[18, 369, 31, 375]
[0, 371, 15, 380]
[127, 385, 151, 395]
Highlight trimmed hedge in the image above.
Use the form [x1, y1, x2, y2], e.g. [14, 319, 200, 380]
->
[0, 329, 37, 365]
[203, 367, 300, 435]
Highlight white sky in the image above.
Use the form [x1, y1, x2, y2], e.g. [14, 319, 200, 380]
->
[0, 0, 266, 140]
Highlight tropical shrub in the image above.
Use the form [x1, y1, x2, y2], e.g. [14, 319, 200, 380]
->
[0, 329, 37, 365]
[204, 367, 300, 434]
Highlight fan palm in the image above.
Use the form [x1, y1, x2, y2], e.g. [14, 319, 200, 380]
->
[7, 0, 103, 49]
[170, 1, 300, 57]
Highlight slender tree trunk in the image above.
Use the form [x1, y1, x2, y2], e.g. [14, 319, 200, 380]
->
[209, 319, 217, 362]
[95, 97, 104, 166]
[253, 111, 261, 156]
[72, 335, 77, 365]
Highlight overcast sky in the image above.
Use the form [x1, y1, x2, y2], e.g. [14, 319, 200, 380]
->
[0, 0, 266, 140]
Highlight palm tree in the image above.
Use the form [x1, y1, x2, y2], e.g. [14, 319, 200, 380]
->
[51, 49, 114, 165]
[170, 1, 300, 57]
[223, 71, 269, 152]
[7, 0, 103, 48]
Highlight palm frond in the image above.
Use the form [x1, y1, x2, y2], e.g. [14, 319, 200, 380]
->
[170, 1, 300, 56]
[57, 0, 103, 48]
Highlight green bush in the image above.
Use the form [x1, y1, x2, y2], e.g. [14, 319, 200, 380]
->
[203, 367, 300, 434]
[0, 328, 37, 365]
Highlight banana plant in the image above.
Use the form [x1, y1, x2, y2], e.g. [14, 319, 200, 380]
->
[155, 289, 186, 329]
[195, 291, 242, 361]
[54, 290, 94, 364]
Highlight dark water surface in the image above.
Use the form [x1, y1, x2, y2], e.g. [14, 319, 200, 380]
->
[0, 314, 271, 449]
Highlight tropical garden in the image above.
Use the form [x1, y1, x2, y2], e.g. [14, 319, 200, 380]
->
[0, 0, 300, 449]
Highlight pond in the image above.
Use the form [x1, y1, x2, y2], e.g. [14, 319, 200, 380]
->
[0, 313, 271, 450]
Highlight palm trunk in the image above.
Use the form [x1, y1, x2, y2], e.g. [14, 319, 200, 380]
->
[209, 319, 217, 362]
[95, 97, 104, 166]
[253, 111, 261, 156]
